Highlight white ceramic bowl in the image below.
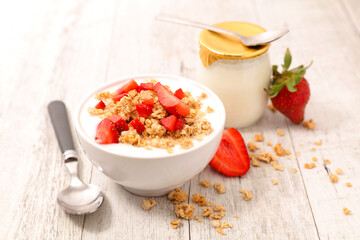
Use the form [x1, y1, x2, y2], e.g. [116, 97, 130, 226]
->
[75, 74, 225, 196]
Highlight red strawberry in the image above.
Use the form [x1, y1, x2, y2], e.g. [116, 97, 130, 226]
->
[267, 49, 312, 124]
[112, 93, 128, 102]
[116, 79, 139, 93]
[174, 117, 186, 131]
[95, 118, 119, 144]
[209, 128, 250, 177]
[139, 82, 154, 91]
[130, 118, 145, 134]
[142, 98, 154, 107]
[95, 100, 106, 109]
[136, 104, 152, 118]
[160, 115, 177, 131]
[154, 83, 190, 117]
[174, 88, 186, 99]
[109, 115, 129, 132]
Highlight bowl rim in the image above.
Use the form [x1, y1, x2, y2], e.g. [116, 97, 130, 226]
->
[74, 73, 226, 160]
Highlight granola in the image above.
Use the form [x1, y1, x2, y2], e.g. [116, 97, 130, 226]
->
[254, 134, 263, 142]
[277, 128, 284, 136]
[240, 189, 253, 201]
[193, 215, 203, 222]
[199, 180, 211, 188]
[303, 119, 316, 130]
[330, 174, 338, 183]
[343, 207, 351, 215]
[304, 163, 316, 169]
[272, 179, 278, 185]
[213, 204, 226, 212]
[247, 141, 260, 152]
[170, 219, 181, 229]
[345, 182, 352, 187]
[214, 183, 226, 194]
[202, 207, 213, 217]
[192, 193, 208, 206]
[174, 203, 195, 219]
[336, 168, 343, 175]
[168, 188, 188, 203]
[141, 199, 156, 211]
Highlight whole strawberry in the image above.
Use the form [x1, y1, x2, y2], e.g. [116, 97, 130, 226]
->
[267, 49, 312, 124]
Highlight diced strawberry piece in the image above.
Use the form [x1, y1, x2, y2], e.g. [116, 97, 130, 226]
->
[112, 93, 128, 102]
[160, 115, 177, 131]
[95, 100, 106, 109]
[139, 82, 154, 91]
[142, 98, 154, 107]
[209, 128, 250, 177]
[95, 118, 119, 144]
[174, 88, 186, 99]
[174, 117, 186, 131]
[154, 82, 190, 117]
[116, 79, 139, 93]
[136, 104, 152, 118]
[130, 118, 145, 134]
[109, 115, 129, 132]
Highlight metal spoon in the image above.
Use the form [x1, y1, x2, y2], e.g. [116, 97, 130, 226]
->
[155, 15, 289, 46]
[48, 101, 104, 215]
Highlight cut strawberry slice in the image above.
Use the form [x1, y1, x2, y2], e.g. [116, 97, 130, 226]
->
[95, 100, 106, 109]
[160, 115, 177, 131]
[136, 104, 152, 118]
[174, 88, 186, 99]
[109, 115, 129, 132]
[154, 82, 190, 117]
[209, 128, 250, 177]
[130, 118, 145, 134]
[174, 117, 186, 131]
[112, 93, 128, 102]
[142, 98, 154, 107]
[139, 82, 154, 91]
[116, 79, 139, 94]
[95, 118, 119, 144]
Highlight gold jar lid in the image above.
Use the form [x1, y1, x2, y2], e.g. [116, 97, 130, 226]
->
[199, 22, 270, 67]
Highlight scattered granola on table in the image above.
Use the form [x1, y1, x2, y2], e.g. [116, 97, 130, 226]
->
[247, 141, 260, 152]
[345, 182, 352, 187]
[254, 134, 263, 142]
[193, 215, 203, 222]
[304, 163, 316, 169]
[292, 168, 298, 173]
[277, 128, 284, 136]
[168, 188, 188, 203]
[314, 141, 322, 146]
[272, 179, 278, 185]
[213, 204, 226, 212]
[330, 174, 338, 183]
[303, 119, 316, 129]
[170, 219, 181, 229]
[214, 183, 226, 194]
[343, 207, 351, 215]
[240, 189, 253, 201]
[174, 203, 195, 219]
[202, 207, 213, 217]
[324, 159, 331, 165]
[141, 199, 156, 211]
[312, 157, 318, 162]
[192, 193, 209, 206]
[199, 180, 211, 188]
[336, 168, 343, 175]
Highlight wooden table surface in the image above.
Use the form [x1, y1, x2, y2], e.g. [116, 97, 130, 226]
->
[1, 0, 360, 239]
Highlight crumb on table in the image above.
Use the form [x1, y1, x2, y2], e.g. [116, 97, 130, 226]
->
[214, 183, 226, 194]
[141, 199, 156, 211]
[303, 119, 316, 130]
[336, 168, 343, 175]
[254, 134, 263, 142]
[240, 189, 253, 201]
[170, 219, 181, 229]
[343, 207, 351, 215]
[330, 174, 339, 183]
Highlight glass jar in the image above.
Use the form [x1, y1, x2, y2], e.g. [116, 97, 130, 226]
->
[196, 22, 271, 128]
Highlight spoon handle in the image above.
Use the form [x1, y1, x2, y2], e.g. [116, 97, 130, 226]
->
[48, 101, 77, 161]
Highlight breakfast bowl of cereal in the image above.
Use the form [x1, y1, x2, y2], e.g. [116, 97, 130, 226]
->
[75, 74, 225, 196]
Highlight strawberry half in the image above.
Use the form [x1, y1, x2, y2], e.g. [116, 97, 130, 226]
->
[139, 82, 154, 91]
[95, 100, 106, 109]
[154, 83, 190, 117]
[142, 98, 154, 107]
[95, 118, 119, 144]
[109, 115, 129, 132]
[112, 93, 128, 102]
[160, 115, 177, 131]
[130, 118, 145, 134]
[209, 128, 250, 177]
[267, 49, 312, 124]
[116, 79, 139, 94]
[174, 88, 186, 99]
[136, 104, 152, 118]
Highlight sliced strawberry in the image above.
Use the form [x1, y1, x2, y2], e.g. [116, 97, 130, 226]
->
[109, 115, 129, 132]
[139, 82, 154, 91]
[154, 82, 190, 117]
[136, 104, 152, 118]
[112, 93, 128, 102]
[95, 100, 106, 109]
[116, 79, 139, 93]
[142, 98, 154, 107]
[160, 115, 177, 131]
[130, 118, 145, 134]
[174, 88, 186, 99]
[95, 118, 119, 144]
[174, 117, 186, 131]
[209, 128, 250, 177]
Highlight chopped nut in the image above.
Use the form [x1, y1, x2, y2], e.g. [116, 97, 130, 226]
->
[268, 104, 276, 112]
[277, 128, 284, 136]
[254, 134, 263, 142]
[330, 174, 338, 183]
[199, 180, 211, 188]
[292, 168, 298, 173]
[168, 188, 188, 203]
[247, 141, 260, 152]
[211, 220, 221, 228]
[336, 168, 343, 175]
[303, 119, 316, 130]
[346, 182, 352, 187]
[343, 207, 351, 215]
[304, 163, 316, 169]
[141, 199, 156, 211]
[170, 219, 181, 229]
[174, 204, 194, 219]
[324, 159, 331, 165]
[240, 189, 253, 201]
[314, 141, 322, 146]
[214, 183, 226, 194]
[312, 157, 318, 162]
[202, 207, 213, 217]
[213, 204, 226, 212]
[193, 215, 203, 222]
[192, 193, 208, 206]
[206, 106, 214, 113]
[266, 141, 272, 146]
[272, 179, 278, 185]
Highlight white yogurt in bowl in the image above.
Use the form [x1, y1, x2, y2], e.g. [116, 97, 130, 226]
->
[75, 74, 225, 196]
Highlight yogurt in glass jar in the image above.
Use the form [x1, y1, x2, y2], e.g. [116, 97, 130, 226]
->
[196, 22, 271, 128]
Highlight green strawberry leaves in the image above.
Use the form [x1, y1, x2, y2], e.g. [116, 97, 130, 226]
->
[267, 48, 312, 98]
